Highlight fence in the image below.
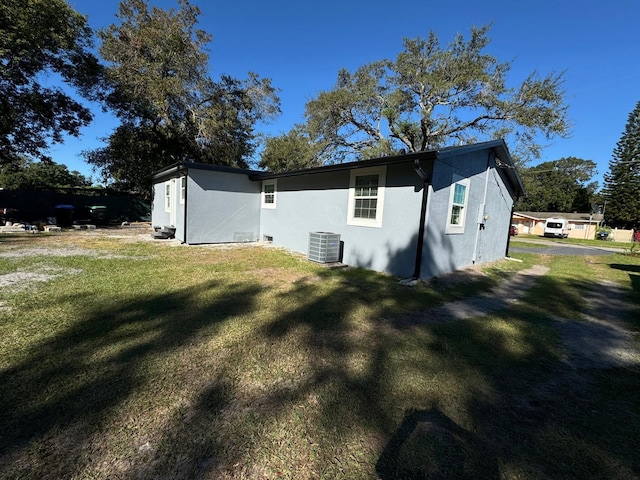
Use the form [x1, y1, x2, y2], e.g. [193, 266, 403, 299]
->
[0, 189, 150, 226]
[608, 228, 634, 242]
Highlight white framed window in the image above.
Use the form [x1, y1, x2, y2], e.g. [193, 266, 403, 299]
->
[180, 176, 186, 204]
[164, 182, 171, 212]
[347, 166, 386, 228]
[446, 175, 469, 234]
[261, 179, 277, 209]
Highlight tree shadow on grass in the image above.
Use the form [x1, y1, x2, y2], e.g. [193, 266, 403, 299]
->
[610, 263, 640, 299]
[251, 260, 640, 478]
[0, 279, 261, 478]
[2, 247, 639, 479]
[376, 407, 499, 479]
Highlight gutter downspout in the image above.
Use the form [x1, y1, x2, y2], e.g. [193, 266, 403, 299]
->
[412, 159, 430, 279]
[505, 205, 515, 257]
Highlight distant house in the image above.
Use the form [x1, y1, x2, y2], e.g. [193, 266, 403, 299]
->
[512, 211, 603, 239]
[151, 140, 525, 280]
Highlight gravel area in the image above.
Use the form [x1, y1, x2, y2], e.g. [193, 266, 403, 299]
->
[0, 268, 82, 292]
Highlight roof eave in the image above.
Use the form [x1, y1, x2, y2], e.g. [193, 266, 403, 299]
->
[251, 150, 439, 180]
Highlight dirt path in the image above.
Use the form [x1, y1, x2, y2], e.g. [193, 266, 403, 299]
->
[555, 279, 639, 369]
[404, 264, 639, 369]
[427, 265, 550, 321]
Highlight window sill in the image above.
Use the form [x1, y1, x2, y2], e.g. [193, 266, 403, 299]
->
[347, 218, 382, 228]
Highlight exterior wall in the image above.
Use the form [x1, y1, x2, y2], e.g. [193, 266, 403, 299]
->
[185, 169, 260, 244]
[152, 181, 170, 228]
[567, 222, 598, 240]
[259, 162, 425, 278]
[512, 216, 546, 236]
[151, 177, 184, 240]
[532, 220, 545, 236]
[421, 150, 514, 278]
[152, 144, 520, 279]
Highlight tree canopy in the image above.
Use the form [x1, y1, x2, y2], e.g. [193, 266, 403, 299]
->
[0, 157, 90, 189]
[86, 0, 280, 192]
[602, 101, 640, 229]
[262, 24, 569, 171]
[0, 0, 102, 165]
[516, 157, 598, 212]
[259, 125, 324, 172]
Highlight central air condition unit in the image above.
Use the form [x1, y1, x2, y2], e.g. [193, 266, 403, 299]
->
[308, 232, 340, 263]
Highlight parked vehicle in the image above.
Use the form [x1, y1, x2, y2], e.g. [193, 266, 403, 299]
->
[544, 218, 570, 238]
[509, 225, 518, 236]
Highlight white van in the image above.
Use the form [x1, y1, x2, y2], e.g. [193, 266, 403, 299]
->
[544, 218, 570, 238]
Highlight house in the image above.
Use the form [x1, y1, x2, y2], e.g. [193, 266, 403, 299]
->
[512, 211, 604, 239]
[151, 140, 525, 280]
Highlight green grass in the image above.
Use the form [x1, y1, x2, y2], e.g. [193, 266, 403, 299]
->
[0, 232, 638, 479]
[515, 233, 635, 250]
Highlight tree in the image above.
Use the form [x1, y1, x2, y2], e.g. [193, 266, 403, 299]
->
[0, 157, 90, 189]
[517, 157, 598, 212]
[0, 0, 102, 164]
[259, 126, 324, 172]
[86, 0, 280, 192]
[297, 24, 568, 165]
[602, 101, 640, 228]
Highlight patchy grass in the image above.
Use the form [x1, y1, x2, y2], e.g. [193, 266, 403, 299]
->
[515, 233, 634, 250]
[0, 232, 638, 479]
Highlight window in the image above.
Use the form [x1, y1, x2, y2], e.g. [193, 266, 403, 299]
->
[262, 180, 277, 209]
[347, 166, 386, 227]
[180, 176, 186, 204]
[164, 182, 171, 212]
[446, 175, 469, 234]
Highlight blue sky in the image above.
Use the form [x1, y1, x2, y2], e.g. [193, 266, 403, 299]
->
[57, 0, 640, 188]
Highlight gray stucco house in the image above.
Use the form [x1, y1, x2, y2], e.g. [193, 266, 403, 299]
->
[151, 139, 525, 280]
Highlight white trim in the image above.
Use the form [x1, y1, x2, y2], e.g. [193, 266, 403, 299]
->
[164, 181, 171, 213]
[169, 178, 177, 226]
[446, 175, 469, 234]
[347, 166, 386, 228]
[261, 179, 277, 209]
[179, 176, 186, 204]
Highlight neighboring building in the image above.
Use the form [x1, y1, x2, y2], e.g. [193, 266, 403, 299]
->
[151, 140, 525, 280]
[512, 212, 604, 239]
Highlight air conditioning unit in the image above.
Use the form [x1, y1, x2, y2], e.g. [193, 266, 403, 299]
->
[308, 232, 341, 263]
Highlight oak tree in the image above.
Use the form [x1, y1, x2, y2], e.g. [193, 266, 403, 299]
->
[259, 126, 324, 172]
[517, 157, 598, 212]
[274, 25, 569, 166]
[0, 157, 90, 189]
[87, 0, 280, 192]
[0, 0, 102, 164]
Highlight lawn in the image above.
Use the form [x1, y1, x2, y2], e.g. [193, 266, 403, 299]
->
[0, 231, 639, 479]
[513, 233, 635, 250]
